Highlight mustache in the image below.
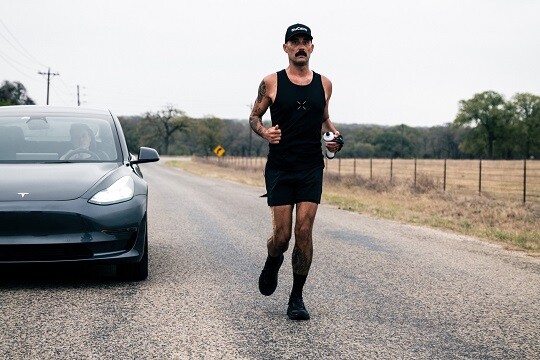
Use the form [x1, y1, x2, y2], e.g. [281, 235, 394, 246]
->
[295, 50, 307, 57]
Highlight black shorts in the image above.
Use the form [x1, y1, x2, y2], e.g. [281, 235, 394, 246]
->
[264, 165, 324, 206]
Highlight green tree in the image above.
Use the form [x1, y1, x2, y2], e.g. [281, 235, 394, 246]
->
[0, 80, 35, 106]
[221, 119, 268, 157]
[339, 125, 384, 158]
[453, 91, 512, 159]
[511, 93, 540, 159]
[373, 125, 416, 158]
[118, 116, 143, 153]
[424, 124, 466, 159]
[191, 117, 225, 156]
[340, 141, 375, 158]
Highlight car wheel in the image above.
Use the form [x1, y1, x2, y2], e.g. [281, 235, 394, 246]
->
[117, 230, 148, 281]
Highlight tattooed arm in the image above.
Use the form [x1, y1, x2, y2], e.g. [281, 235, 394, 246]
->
[249, 74, 281, 144]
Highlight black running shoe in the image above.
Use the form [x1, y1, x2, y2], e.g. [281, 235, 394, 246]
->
[287, 297, 310, 320]
[258, 253, 284, 296]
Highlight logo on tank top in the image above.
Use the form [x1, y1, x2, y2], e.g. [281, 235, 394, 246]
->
[297, 100, 307, 110]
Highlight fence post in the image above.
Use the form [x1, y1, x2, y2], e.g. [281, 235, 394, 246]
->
[353, 158, 357, 177]
[370, 158, 373, 180]
[523, 158, 527, 203]
[443, 159, 447, 192]
[390, 158, 393, 183]
[414, 158, 417, 188]
[479, 158, 482, 195]
[338, 158, 341, 177]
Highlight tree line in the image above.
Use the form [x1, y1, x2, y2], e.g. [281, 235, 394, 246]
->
[1, 80, 538, 159]
[120, 91, 539, 160]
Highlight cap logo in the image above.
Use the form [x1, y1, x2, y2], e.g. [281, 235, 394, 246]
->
[291, 27, 308, 32]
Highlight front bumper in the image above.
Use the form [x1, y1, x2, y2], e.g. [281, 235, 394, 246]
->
[0, 195, 147, 264]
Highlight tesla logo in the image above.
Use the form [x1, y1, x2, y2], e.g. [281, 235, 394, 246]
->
[18, 192, 29, 198]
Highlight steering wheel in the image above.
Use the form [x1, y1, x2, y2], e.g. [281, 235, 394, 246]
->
[63, 148, 101, 160]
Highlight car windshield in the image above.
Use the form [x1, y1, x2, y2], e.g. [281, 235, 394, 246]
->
[0, 112, 121, 163]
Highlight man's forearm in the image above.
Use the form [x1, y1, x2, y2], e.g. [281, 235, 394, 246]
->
[250, 115, 267, 139]
[322, 119, 337, 134]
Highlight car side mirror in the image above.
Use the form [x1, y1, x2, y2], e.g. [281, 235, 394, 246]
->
[131, 147, 160, 164]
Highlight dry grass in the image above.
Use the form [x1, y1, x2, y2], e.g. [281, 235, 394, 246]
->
[166, 157, 540, 256]
[325, 158, 540, 203]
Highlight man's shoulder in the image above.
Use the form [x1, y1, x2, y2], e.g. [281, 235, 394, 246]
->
[316, 72, 331, 83]
[263, 72, 279, 83]
[319, 73, 332, 91]
[261, 72, 279, 90]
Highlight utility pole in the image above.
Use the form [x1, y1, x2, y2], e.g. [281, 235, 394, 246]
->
[76, 85, 86, 106]
[38, 68, 59, 105]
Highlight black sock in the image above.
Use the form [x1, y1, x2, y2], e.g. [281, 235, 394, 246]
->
[290, 273, 307, 299]
[265, 253, 282, 267]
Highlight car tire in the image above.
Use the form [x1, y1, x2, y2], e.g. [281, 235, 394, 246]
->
[117, 230, 148, 281]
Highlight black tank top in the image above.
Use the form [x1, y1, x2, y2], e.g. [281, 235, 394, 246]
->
[268, 69, 326, 171]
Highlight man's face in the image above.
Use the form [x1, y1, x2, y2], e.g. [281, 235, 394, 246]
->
[284, 35, 314, 66]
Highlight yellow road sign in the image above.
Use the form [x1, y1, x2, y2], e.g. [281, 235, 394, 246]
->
[213, 145, 225, 157]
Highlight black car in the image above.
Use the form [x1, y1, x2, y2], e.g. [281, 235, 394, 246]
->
[0, 105, 159, 280]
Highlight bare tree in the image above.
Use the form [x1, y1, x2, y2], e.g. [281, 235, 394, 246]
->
[141, 105, 188, 154]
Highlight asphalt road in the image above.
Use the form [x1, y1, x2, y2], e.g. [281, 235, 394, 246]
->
[1, 160, 539, 359]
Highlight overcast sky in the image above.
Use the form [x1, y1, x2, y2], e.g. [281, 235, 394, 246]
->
[1, 0, 539, 127]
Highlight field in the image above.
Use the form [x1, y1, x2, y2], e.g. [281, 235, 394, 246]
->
[166, 156, 540, 255]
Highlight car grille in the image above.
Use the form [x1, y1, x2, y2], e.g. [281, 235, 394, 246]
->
[0, 212, 138, 261]
[0, 244, 94, 261]
[0, 212, 91, 236]
[0, 238, 134, 262]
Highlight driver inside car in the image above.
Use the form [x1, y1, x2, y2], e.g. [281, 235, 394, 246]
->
[61, 123, 108, 160]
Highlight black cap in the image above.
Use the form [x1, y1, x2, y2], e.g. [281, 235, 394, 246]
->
[284, 23, 312, 43]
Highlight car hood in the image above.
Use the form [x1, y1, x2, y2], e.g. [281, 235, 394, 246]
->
[0, 163, 120, 201]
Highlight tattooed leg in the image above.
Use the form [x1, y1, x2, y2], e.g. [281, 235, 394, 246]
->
[292, 245, 312, 276]
[289, 202, 317, 302]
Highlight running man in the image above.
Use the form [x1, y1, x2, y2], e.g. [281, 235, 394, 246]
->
[249, 23, 342, 320]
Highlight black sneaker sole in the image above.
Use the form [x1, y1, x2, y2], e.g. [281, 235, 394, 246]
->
[287, 309, 310, 321]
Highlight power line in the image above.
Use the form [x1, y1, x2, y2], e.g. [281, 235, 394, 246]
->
[0, 17, 47, 68]
[0, 48, 37, 72]
[0, 52, 36, 81]
[49, 82, 71, 104]
[58, 76, 76, 94]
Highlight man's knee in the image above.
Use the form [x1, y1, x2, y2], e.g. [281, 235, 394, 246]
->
[294, 224, 313, 246]
[274, 229, 292, 249]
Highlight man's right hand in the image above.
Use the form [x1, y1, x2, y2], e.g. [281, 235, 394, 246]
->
[265, 125, 281, 144]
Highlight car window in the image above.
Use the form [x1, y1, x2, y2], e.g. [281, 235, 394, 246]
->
[0, 114, 120, 163]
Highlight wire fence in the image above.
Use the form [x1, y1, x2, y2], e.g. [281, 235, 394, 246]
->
[203, 156, 540, 204]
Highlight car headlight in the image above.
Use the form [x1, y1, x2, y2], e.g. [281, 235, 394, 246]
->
[89, 176, 134, 205]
